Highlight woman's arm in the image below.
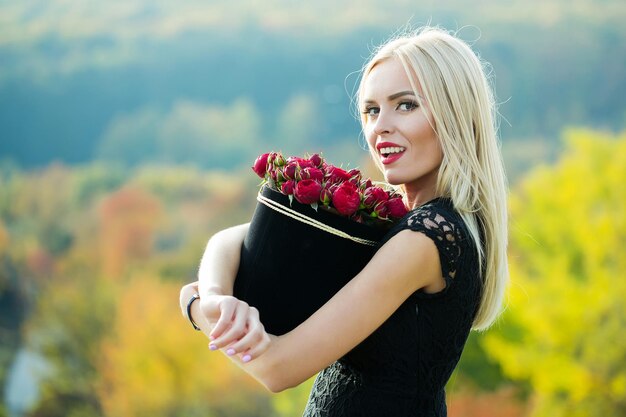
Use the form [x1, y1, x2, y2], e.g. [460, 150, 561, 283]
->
[197, 223, 249, 298]
[204, 228, 445, 392]
[193, 223, 270, 347]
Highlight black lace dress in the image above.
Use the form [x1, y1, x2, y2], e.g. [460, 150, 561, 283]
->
[303, 197, 482, 417]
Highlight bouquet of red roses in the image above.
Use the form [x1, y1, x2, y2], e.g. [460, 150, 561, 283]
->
[233, 152, 409, 335]
[252, 151, 408, 226]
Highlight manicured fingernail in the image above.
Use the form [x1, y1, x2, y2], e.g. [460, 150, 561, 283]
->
[209, 344, 217, 351]
[242, 354, 252, 363]
[226, 348, 236, 356]
[209, 335, 216, 341]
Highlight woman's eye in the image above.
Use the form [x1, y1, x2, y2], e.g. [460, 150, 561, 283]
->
[363, 107, 379, 117]
[397, 101, 418, 112]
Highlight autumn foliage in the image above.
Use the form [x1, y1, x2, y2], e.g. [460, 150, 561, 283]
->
[2, 129, 625, 416]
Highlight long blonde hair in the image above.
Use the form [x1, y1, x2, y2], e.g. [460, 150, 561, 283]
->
[357, 27, 508, 330]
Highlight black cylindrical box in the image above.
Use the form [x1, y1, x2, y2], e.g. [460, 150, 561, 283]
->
[233, 186, 387, 335]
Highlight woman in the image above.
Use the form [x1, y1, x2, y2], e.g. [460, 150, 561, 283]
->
[179, 26, 508, 416]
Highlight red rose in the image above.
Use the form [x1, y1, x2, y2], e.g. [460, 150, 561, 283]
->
[294, 179, 322, 205]
[363, 186, 389, 208]
[283, 161, 298, 180]
[309, 153, 323, 168]
[386, 197, 408, 218]
[326, 166, 352, 184]
[301, 167, 324, 182]
[288, 156, 314, 169]
[252, 153, 270, 178]
[332, 182, 361, 216]
[374, 201, 390, 220]
[347, 168, 362, 186]
[281, 180, 295, 195]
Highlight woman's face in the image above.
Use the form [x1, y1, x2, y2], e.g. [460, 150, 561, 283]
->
[361, 58, 443, 203]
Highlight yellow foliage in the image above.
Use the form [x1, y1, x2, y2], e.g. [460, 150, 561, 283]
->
[271, 377, 316, 417]
[99, 186, 163, 277]
[484, 129, 626, 416]
[98, 275, 270, 417]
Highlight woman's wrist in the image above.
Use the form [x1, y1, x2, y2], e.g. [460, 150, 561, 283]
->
[186, 293, 202, 331]
[200, 284, 226, 297]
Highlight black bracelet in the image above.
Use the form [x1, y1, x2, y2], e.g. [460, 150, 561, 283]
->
[186, 293, 201, 331]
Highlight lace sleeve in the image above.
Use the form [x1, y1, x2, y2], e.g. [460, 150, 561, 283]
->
[402, 202, 464, 290]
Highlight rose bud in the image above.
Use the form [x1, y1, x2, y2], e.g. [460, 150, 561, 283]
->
[332, 182, 361, 216]
[281, 180, 295, 195]
[363, 186, 389, 208]
[294, 179, 322, 205]
[348, 168, 362, 185]
[386, 197, 408, 218]
[320, 187, 332, 206]
[374, 200, 390, 220]
[252, 153, 270, 178]
[309, 153, 323, 168]
[268, 151, 278, 165]
[283, 161, 298, 180]
[301, 167, 324, 182]
[274, 153, 286, 166]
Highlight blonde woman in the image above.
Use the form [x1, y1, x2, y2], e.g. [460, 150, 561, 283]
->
[179, 26, 508, 416]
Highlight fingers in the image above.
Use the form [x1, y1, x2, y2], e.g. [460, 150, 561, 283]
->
[223, 308, 271, 362]
[206, 297, 239, 339]
[209, 300, 251, 349]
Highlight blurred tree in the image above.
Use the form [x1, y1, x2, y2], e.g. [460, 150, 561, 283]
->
[159, 98, 262, 167]
[98, 275, 273, 417]
[447, 386, 528, 417]
[97, 99, 265, 170]
[271, 378, 315, 417]
[274, 94, 321, 155]
[99, 186, 162, 277]
[483, 129, 626, 416]
[25, 274, 116, 417]
[96, 107, 163, 166]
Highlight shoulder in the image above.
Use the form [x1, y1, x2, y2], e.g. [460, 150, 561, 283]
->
[386, 197, 467, 244]
[381, 197, 474, 289]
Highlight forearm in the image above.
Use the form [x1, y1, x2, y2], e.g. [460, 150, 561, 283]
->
[198, 223, 249, 297]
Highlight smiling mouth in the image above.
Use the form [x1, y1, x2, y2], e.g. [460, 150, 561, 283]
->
[379, 146, 406, 158]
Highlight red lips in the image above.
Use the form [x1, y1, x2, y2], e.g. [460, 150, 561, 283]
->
[376, 142, 406, 165]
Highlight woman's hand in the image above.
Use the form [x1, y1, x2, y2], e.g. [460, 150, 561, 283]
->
[179, 281, 272, 363]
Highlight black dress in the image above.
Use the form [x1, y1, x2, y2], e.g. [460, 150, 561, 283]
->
[303, 197, 482, 417]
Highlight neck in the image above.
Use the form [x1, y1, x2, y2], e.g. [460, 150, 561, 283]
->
[404, 183, 439, 209]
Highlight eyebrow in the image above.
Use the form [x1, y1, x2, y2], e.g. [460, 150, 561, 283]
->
[363, 90, 416, 104]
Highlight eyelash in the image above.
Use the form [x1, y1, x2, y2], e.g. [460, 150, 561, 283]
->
[362, 101, 419, 117]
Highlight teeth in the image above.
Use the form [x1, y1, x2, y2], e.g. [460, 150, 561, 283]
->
[380, 147, 405, 155]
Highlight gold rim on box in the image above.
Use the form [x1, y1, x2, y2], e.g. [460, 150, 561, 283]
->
[256, 191, 378, 247]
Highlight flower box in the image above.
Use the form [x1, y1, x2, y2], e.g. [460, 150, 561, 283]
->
[233, 185, 388, 335]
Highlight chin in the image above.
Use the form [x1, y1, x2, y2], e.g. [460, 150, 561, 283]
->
[383, 172, 404, 186]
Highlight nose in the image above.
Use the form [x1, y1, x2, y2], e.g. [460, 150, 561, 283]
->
[372, 110, 393, 136]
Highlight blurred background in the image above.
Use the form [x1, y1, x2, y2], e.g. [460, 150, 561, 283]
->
[1, 0, 625, 416]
